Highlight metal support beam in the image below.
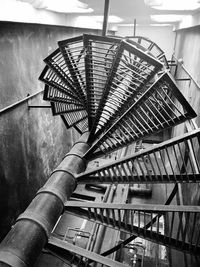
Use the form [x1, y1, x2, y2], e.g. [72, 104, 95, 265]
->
[0, 133, 90, 267]
[102, 0, 110, 36]
[133, 18, 136, 36]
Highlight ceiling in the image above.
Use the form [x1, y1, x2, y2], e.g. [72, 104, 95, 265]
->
[81, 0, 200, 26]
[1, 0, 200, 30]
[82, 0, 151, 25]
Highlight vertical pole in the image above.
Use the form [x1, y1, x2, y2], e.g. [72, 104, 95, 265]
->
[102, 0, 110, 36]
[133, 18, 136, 37]
[0, 133, 90, 267]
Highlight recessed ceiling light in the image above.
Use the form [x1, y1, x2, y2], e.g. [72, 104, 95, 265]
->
[17, 0, 93, 13]
[74, 16, 101, 29]
[151, 14, 185, 22]
[144, 0, 163, 7]
[146, 0, 200, 11]
[150, 23, 172, 26]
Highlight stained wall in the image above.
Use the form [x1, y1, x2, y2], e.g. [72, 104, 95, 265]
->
[172, 26, 200, 208]
[0, 22, 100, 240]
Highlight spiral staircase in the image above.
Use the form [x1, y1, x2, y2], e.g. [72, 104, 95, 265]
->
[35, 33, 200, 266]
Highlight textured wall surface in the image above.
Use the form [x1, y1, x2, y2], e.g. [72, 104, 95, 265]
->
[173, 27, 200, 212]
[0, 22, 99, 240]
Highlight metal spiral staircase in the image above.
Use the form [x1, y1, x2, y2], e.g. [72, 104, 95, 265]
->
[37, 34, 200, 266]
[0, 33, 200, 267]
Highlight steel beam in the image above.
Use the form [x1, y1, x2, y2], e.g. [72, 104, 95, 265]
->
[0, 133, 90, 267]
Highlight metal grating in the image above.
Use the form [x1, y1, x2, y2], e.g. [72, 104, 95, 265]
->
[51, 101, 86, 116]
[43, 85, 83, 106]
[39, 34, 196, 157]
[58, 36, 87, 107]
[126, 36, 169, 68]
[85, 72, 197, 159]
[43, 46, 86, 107]
[61, 112, 88, 134]
[77, 129, 200, 184]
[65, 201, 200, 255]
[83, 34, 121, 129]
[39, 66, 82, 103]
[89, 39, 163, 139]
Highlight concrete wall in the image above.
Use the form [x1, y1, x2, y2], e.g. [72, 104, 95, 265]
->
[117, 25, 175, 60]
[0, 22, 100, 240]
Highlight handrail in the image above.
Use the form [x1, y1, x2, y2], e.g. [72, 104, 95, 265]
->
[172, 54, 200, 90]
[0, 89, 44, 115]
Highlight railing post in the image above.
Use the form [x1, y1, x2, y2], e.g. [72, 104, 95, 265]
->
[0, 132, 90, 267]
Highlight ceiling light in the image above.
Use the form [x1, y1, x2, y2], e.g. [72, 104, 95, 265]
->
[150, 23, 172, 26]
[147, 0, 200, 11]
[151, 14, 185, 22]
[74, 16, 101, 29]
[17, 0, 93, 13]
[144, 0, 163, 7]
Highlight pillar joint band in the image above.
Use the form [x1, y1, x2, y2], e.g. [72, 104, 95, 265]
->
[62, 153, 87, 168]
[0, 251, 27, 267]
[16, 211, 52, 238]
[36, 187, 66, 204]
[50, 169, 78, 190]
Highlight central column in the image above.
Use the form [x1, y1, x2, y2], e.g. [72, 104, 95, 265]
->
[0, 132, 90, 267]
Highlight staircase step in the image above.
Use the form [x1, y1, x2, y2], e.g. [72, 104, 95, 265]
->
[48, 236, 129, 267]
[89, 38, 163, 139]
[77, 129, 200, 184]
[83, 34, 121, 129]
[85, 71, 196, 159]
[64, 201, 200, 255]
[58, 35, 87, 106]
[39, 65, 83, 104]
[43, 85, 84, 105]
[126, 36, 168, 68]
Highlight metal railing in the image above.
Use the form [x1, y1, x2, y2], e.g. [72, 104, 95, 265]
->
[85, 71, 196, 159]
[0, 89, 44, 115]
[77, 128, 200, 184]
[65, 201, 200, 255]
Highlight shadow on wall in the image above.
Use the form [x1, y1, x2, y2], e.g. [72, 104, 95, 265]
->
[0, 161, 12, 240]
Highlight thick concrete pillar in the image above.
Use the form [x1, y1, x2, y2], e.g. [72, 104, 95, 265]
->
[0, 132, 90, 267]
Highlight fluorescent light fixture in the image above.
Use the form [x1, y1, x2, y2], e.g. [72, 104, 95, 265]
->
[144, 0, 163, 7]
[74, 16, 102, 29]
[73, 15, 123, 29]
[17, 0, 93, 13]
[149, 23, 172, 26]
[118, 23, 171, 27]
[151, 14, 185, 22]
[145, 0, 200, 11]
